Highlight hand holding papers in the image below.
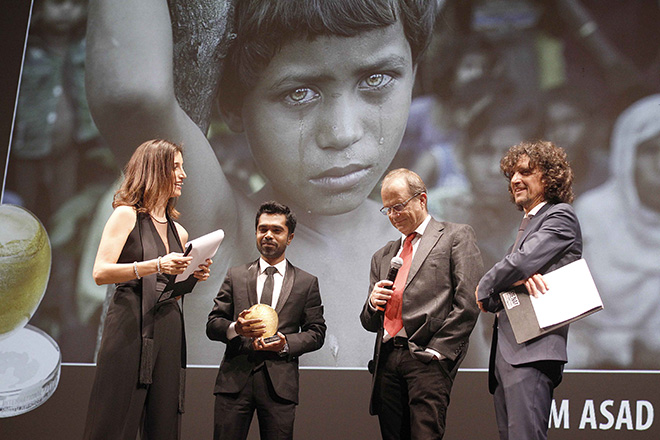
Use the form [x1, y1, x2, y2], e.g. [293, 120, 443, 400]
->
[500, 259, 603, 344]
[158, 229, 224, 303]
[175, 229, 225, 282]
[530, 259, 603, 328]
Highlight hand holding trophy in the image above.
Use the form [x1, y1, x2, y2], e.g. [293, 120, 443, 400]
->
[235, 304, 280, 344]
[244, 304, 279, 344]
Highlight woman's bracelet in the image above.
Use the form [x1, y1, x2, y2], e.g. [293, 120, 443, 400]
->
[133, 261, 141, 280]
[157, 256, 162, 274]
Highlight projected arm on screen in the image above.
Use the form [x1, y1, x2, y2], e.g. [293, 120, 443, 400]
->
[85, 0, 239, 254]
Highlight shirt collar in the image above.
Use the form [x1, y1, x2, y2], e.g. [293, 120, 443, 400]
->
[401, 214, 431, 242]
[526, 201, 547, 218]
[259, 258, 287, 275]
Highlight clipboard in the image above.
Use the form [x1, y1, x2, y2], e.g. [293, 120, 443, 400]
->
[158, 229, 224, 303]
[500, 259, 604, 344]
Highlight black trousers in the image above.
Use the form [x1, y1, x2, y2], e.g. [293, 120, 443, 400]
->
[84, 299, 183, 440]
[375, 339, 453, 440]
[214, 367, 296, 440]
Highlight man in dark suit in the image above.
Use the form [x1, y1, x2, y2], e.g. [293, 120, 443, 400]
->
[360, 168, 482, 439]
[206, 201, 326, 440]
[476, 140, 582, 440]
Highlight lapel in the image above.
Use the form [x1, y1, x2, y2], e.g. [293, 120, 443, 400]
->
[274, 260, 295, 313]
[519, 203, 552, 248]
[380, 240, 401, 280]
[406, 218, 444, 288]
[139, 213, 161, 299]
[137, 212, 161, 340]
[140, 213, 162, 260]
[165, 214, 183, 253]
[245, 259, 295, 312]
[246, 260, 259, 306]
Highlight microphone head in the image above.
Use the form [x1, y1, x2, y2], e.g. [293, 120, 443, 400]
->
[390, 256, 403, 269]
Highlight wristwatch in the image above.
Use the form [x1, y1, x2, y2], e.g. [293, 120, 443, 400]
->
[278, 341, 289, 357]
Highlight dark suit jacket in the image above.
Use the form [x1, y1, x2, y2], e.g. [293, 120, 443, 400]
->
[360, 218, 483, 414]
[206, 259, 326, 404]
[477, 203, 583, 372]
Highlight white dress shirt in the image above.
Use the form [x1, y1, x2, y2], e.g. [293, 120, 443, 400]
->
[227, 258, 287, 340]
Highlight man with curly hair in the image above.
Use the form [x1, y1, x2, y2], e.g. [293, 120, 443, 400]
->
[475, 140, 583, 440]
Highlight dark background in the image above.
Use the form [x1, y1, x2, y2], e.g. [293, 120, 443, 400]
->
[0, 2, 31, 171]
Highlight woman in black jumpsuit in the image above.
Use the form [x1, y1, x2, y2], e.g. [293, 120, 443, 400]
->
[84, 139, 212, 439]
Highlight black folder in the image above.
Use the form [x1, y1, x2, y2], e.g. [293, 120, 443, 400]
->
[500, 259, 603, 344]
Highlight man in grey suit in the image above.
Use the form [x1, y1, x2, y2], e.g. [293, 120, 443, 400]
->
[476, 140, 582, 440]
[360, 168, 482, 439]
[207, 201, 326, 440]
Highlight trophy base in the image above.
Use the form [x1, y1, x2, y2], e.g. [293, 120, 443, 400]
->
[262, 335, 280, 344]
[0, 324, 61, 417]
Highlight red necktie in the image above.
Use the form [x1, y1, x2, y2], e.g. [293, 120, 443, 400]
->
[384, 233, 416, 337]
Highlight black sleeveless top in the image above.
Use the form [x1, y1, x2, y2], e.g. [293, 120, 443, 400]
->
[115, 210, 185, 385]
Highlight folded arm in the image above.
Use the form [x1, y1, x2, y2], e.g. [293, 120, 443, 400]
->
[477, 205, 580, 312]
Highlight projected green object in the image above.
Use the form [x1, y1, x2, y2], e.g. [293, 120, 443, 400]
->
[0, 205, 59, 417]
[0, 205, 51, 338]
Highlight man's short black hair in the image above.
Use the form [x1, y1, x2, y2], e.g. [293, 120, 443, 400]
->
[256, 200, 297, 234]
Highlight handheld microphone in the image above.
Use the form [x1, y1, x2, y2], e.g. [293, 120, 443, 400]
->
[377, 256, 403, 311]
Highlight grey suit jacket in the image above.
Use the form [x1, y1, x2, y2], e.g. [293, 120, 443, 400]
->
[206, 260, 326, 404]
[477, 202, 583, 367]
[360, 218, 483, 413]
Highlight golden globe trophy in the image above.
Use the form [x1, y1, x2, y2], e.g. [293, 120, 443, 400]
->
[245, 303, 280, 343]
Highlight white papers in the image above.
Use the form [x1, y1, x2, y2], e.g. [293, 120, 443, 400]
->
[530, 258, 603, 329]
[175, 229, 224, 282]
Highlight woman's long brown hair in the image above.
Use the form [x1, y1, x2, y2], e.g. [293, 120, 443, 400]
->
[113, 139, 183, 219]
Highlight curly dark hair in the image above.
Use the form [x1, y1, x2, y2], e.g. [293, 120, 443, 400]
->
[500, 140, 575, 206]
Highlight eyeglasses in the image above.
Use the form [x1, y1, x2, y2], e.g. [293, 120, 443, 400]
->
[380, 192, 423, 216]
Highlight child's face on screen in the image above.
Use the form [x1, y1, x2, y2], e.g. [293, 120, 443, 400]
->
[236, 21, 415, 215]
[41, 0, 86, 35]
